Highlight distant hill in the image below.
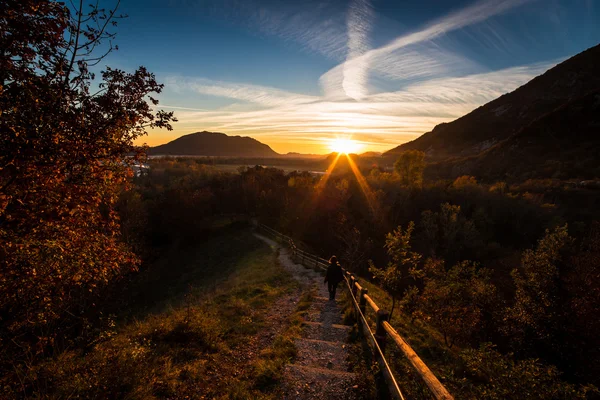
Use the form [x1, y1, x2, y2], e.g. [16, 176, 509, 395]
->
[429, 89, 600, 181]
[284, 152, 326, 159]
[384, 44, 600, 161]
[148, 131, 279, 157]
[360, 151, 382, 158]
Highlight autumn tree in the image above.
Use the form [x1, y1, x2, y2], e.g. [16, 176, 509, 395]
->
[461, 343, 594, 400]
[393, 150, 425, 186]
[419, 259, 496, 347]
[504, 225, 573, 353]
[562, 222, 600, 384]
[0, 0, 175, 369]
[399, 285, 420, 323]
[335, 214, 373, 275]
[418, 202, 480, 263]
[369, 222, 422, 321]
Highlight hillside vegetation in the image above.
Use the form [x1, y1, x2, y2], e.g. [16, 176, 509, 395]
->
[5, 226, 303, 399]
[111, 158, 599, 398]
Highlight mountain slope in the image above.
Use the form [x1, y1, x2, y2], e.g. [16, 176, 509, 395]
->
[427, 90, 600, 181]
[384, 44, 600, 160]
[148, 131, 279, 157]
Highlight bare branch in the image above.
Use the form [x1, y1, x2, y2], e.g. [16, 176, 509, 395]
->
[63, 0, 84, 90]
[75, 0, 121, 52]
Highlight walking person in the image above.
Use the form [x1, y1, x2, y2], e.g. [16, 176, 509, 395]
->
[324, 256, 344, 300]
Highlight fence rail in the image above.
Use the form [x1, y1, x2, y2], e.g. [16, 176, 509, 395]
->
[257, 223, 453, 400]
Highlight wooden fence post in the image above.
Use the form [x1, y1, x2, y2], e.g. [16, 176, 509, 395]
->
[358, 288, 368, 329]
[375, 309, 389, 352]
[349, 275, 358, 320]
[359, 288, 368, 316]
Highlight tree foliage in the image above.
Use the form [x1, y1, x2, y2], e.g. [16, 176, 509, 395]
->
[335, 214, 373, 273]
[504, 225, 572, 351]
[393, 150, 425, 186]
[420, 259, 496, 347]
[562, 222, 600, 383]
[418, 202, 481, 263]
[0, 0, 174, 366]
[369, 222, 422, 320]
[399, 285, 420, 322]
[460, 343, 596, 400]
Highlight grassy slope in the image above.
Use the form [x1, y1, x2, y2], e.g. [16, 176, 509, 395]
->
[27, 227, 302, 399]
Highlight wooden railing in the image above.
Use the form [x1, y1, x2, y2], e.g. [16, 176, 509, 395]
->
[257, 223, 453, 400]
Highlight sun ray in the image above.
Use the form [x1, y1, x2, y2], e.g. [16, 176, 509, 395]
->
[296, 152, 343, 231]
[315, 152, 342, 195]
[345, 154, 379, 217]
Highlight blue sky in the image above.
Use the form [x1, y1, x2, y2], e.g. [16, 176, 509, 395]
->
[105, 0, 600, 153]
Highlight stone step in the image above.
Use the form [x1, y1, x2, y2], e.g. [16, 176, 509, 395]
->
[301, 320, 351, 342]
[294, 338, 348, 371]
[304, 303, 344, 324]
[283, 364, 358, 400]
[313, 295, 345, 303]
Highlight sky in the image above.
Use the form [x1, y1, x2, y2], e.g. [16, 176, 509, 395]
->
[105, 0, 600, 154]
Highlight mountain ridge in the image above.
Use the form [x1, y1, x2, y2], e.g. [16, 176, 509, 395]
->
[427, 89, 600, 181]
[148, 131, 280, 157]
[383, 44, 600, 161]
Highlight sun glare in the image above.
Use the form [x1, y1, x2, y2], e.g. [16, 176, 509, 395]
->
[329, 138, 362, 154]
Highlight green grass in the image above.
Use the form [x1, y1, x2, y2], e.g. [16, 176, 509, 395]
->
[17, 226, 300, 399]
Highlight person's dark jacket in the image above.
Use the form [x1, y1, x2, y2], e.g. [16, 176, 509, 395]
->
[325, 262, 344, 284]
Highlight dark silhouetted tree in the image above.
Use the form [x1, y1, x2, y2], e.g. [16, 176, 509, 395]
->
[0, 0, 175, 362]
[418, 202, 480, 263]
[335, 214, 373, 275]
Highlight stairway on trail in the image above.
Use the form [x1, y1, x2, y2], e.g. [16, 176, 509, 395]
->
[282, 261, 359, 399]
[254, 233, 361, 400]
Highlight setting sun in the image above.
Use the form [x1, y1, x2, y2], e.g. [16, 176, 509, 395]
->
[329, 138, 362, 154]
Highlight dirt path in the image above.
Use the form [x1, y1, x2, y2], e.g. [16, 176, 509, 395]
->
[253, 233, 361, 400]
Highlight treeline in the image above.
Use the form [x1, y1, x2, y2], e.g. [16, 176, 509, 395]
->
[118, 156, 600, 398]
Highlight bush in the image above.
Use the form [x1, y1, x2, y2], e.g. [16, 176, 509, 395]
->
[460, 344, 596, 399]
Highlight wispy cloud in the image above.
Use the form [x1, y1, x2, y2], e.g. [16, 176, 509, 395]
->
[336, 0, 540, 99]
[343, 0, 374, 99]
[195, 0, 349, 61]
[159, 105, 212, 111]
[165, 76, 319, 107]
[367, 62, 556, 107]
